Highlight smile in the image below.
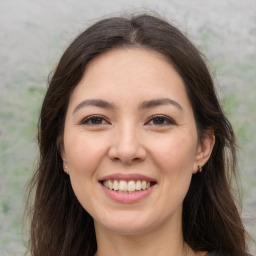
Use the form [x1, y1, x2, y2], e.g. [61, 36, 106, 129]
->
[102, 180, 155, 193]
[99, 173, 157, 203]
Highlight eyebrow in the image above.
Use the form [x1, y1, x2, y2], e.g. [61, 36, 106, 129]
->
[139, 98, 183, 111]
[72, 97, 183, 115]
[72, 99, 115, 114]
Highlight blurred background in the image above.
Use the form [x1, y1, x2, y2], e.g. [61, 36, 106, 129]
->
[0, 0, 255, 255]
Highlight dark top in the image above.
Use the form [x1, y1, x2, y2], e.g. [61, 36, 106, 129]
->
[206, 252, 253, 256]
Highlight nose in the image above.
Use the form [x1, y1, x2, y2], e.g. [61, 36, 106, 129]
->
[108, 124, 147, 164]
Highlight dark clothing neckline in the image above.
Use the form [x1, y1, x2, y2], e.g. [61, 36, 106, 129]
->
[205, 252, 252, 256]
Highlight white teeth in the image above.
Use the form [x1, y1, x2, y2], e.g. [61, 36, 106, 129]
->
[113, 180, 119, 191]
[127, 181, 136, 192]
[103, 180, 152, 192]
[135, 180, 142, 190]
[141, 180, 147, 190]
[119, 180, 127, 191]
[108, 180, 113, 190]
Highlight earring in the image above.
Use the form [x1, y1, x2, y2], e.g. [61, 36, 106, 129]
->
[64, 166, 69, 175]
[198, 165, 202, 172]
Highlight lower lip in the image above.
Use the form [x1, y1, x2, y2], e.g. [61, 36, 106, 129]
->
[101, 184, 155, 204]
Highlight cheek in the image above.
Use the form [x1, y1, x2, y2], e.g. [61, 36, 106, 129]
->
[64, 132, 107, 176]
[64, 134, 108, 212]
[150, 134, 197, 176]
[156, 136, 197, 203]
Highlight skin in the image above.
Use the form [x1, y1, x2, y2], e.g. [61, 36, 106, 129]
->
[61, 48, 215, 256]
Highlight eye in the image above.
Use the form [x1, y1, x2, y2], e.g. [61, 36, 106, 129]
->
[80, 115, 110, 125]
[146, 115, 176, 126]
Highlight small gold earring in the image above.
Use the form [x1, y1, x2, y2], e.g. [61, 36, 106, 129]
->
[198, 165, 202, 172]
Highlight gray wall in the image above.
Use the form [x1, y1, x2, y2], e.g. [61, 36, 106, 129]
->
[0, 0, 255, 254]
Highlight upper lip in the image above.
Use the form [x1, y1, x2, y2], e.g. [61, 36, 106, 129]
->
[99, 173, 157, 182]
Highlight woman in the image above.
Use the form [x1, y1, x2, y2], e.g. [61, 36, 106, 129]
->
[27, 14, 250, 256]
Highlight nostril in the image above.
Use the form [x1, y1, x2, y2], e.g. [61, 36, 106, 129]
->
[111, 157, 143, 164]
[133, 157, 141, 162]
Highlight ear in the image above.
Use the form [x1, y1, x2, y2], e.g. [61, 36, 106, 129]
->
[193, 130, 215, 174]
[59, 143, 69, 174]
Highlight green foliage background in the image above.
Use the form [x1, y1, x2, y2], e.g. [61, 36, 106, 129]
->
[0, 0, 255, 255]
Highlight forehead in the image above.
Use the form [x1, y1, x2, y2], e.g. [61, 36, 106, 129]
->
[84, 47, 171, 80]
[68, 48, 190, 109]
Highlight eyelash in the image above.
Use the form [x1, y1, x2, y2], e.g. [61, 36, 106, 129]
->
[80, 115, 110, 125]
[80, 114, 176, 126]
[145, 115, 176, 126]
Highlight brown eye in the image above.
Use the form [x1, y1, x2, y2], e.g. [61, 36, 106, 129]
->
[81, 115, 110, 125]
[146, 115, 175, 126]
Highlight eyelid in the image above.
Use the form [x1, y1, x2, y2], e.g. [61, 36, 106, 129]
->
[145, 114, 176, 126]
[80, 114, 111, 125]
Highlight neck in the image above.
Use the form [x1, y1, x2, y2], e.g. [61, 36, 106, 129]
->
[94, 218, 197, 256]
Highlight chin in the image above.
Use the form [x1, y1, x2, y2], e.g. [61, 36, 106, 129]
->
[94, 210, 160, 235]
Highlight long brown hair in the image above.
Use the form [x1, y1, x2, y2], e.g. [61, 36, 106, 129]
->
[26, 13, 248, 256]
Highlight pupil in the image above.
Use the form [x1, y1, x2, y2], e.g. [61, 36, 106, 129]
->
[154, 117, 164, 124]
[92, 117, 102, 124]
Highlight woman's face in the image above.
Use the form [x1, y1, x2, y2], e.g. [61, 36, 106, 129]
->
[62, 48, 213, 235]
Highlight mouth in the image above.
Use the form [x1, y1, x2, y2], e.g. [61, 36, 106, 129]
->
[99, 173, 157, 193]
[99, 173, 157, 203]
[100, 179, 157, 193]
